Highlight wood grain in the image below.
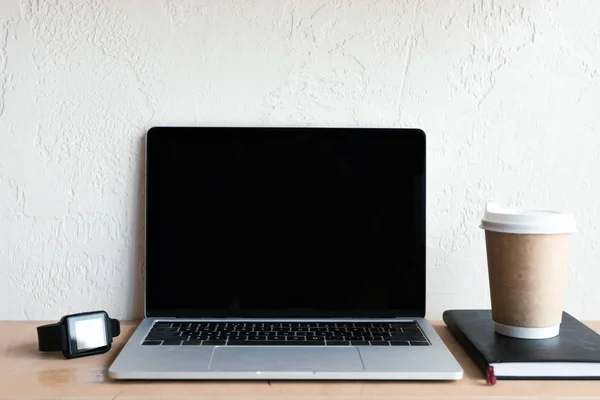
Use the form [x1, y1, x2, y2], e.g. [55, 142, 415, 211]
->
[1, 320, 599, 399]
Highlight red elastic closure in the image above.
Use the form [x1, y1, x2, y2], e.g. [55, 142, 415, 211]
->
[486, 365, 497, 385]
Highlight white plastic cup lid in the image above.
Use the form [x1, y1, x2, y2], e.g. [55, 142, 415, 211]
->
[480, 203, 577, 234]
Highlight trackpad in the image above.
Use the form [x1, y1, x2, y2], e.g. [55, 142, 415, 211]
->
[208, 347, 364, 372]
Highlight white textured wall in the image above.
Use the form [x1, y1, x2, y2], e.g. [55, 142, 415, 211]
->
[0, 0, 599, 321]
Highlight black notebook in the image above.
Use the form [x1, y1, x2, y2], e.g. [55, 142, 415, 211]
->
[443, 309, 600, 379]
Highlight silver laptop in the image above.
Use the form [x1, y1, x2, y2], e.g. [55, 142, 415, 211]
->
[108, 127, 463, 380]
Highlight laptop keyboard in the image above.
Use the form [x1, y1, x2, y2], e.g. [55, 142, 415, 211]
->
[142, 321, 430, 346]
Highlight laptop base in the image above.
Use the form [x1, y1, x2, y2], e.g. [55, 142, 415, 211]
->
[109, 318, 463, 380]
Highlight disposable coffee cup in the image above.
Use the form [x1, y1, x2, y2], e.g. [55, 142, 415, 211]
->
[480, 203, 576, 339]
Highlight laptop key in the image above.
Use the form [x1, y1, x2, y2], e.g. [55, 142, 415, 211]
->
[290, 341, 326, 345]
[235, 340, 326, 346]
[248, 335, 269, 341]
[389, 341, 410, 346]
[161, 340, 183, 346]
[202, 340, 227, 346]
[350, 341, 370, 346]
[149, 328, 179, 333]
[151, 330, 178, 335]
[147, 335, 180, 341]
[182, 341, 202, 346]
[227, 340, 289, 346]
[326, 341, 350, 346]
[142, 340, 162, 345]
[146, 334, 179, 340]
[226, 340, 259, 346]
[369, 341, 390, 346]
[409, 341, 430, 346]
[384, 335, 425, 341]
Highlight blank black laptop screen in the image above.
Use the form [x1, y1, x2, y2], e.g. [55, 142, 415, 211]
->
[145, 127, 425, 318]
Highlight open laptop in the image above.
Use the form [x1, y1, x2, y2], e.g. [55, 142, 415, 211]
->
[108, 126, 463, 380]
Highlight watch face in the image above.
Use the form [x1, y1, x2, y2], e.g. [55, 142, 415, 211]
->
[66, 312, 109, 354]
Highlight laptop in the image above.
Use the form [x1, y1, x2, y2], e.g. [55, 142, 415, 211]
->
[108, 126, 463, 380]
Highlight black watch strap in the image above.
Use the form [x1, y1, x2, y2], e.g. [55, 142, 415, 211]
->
[109, 318, 120, 338]
[37, 322, 66, 352]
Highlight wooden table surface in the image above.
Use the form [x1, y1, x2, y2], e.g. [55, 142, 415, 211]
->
[1, 320, 599, 399]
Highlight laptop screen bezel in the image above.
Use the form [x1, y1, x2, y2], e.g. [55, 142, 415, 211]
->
[143, 126, 426, 319]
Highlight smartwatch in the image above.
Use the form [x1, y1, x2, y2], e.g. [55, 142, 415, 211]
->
[37, 311, 120, 359]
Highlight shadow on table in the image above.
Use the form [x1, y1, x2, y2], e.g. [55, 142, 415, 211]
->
[9, 342, 64, 360]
